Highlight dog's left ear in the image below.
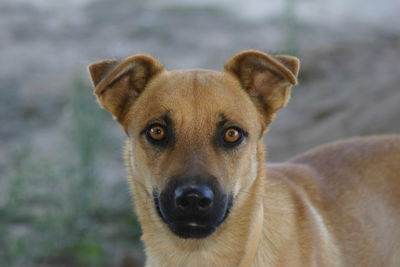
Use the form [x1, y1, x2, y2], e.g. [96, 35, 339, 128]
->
[224, 50, 300, 119]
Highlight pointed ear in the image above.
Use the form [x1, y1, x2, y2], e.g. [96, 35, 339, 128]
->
[87, 54, 164, 123]
[224, 50, 300, 120]
[88, 59, 121, 87]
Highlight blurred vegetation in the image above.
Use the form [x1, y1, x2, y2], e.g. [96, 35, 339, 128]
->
[283, 0, 299, 55]
[0, 78, 142, 266]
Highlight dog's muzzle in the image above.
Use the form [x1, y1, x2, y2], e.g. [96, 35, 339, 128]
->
[154, 175, 232, 239]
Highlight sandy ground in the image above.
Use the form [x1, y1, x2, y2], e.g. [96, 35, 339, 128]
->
[1, 0, 399, 162]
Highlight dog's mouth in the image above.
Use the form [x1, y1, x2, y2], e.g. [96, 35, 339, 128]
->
[153, 191, 233, 239]
[166, 220, 218, 239]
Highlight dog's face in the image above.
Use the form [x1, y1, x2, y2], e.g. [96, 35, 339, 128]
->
[88, 51, 299, 239]
[122, 70, 264, 238]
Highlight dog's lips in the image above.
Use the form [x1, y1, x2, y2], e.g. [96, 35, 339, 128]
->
[187, 222, 203, 227]
[169, 221, 217, 239]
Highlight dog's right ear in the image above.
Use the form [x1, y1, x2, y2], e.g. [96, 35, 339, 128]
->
[87, 55, 164, 123]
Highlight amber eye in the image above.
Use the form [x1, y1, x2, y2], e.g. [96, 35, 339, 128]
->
[147, 125, 166, 141]
[223, 128, 242, 144]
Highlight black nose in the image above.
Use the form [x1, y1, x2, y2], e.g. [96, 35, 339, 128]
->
[156, 175, 232, 238]
[174, 185, 214, 212]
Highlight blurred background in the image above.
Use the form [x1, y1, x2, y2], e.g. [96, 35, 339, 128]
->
[0, 0, 399, 266]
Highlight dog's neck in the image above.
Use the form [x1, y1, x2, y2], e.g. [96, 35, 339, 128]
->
[125, 142, 267, 267]
[238, 199, 264, 267]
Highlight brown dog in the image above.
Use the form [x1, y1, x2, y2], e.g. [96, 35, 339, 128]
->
[88, 50, 400, 267]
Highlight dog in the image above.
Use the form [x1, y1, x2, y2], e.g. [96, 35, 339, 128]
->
[88, 50, 400, 267]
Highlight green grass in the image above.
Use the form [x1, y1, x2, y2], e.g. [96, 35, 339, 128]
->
[0, 78, 142, 266]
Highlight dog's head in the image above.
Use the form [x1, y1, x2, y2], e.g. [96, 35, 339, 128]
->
[88, 51, 299, 239]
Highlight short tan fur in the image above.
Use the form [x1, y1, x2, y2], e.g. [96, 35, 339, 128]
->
[88, 50, 400, 267]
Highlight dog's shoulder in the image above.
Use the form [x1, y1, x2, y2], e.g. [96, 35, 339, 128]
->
[266, 135, 400, 207]
[289, 135, 400, 170]
[266, 135, 400, 201]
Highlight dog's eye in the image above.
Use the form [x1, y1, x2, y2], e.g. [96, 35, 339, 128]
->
[223, 127, 242, 144]
[147, 124, 167, 142]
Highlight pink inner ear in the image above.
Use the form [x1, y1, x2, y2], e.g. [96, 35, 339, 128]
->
[249, 70, 281, 96]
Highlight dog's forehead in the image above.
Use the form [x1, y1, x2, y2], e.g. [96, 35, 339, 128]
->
[127, 69, 261, 134]
[151, 69, 239, 98]
[152, 70, 253, 112]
